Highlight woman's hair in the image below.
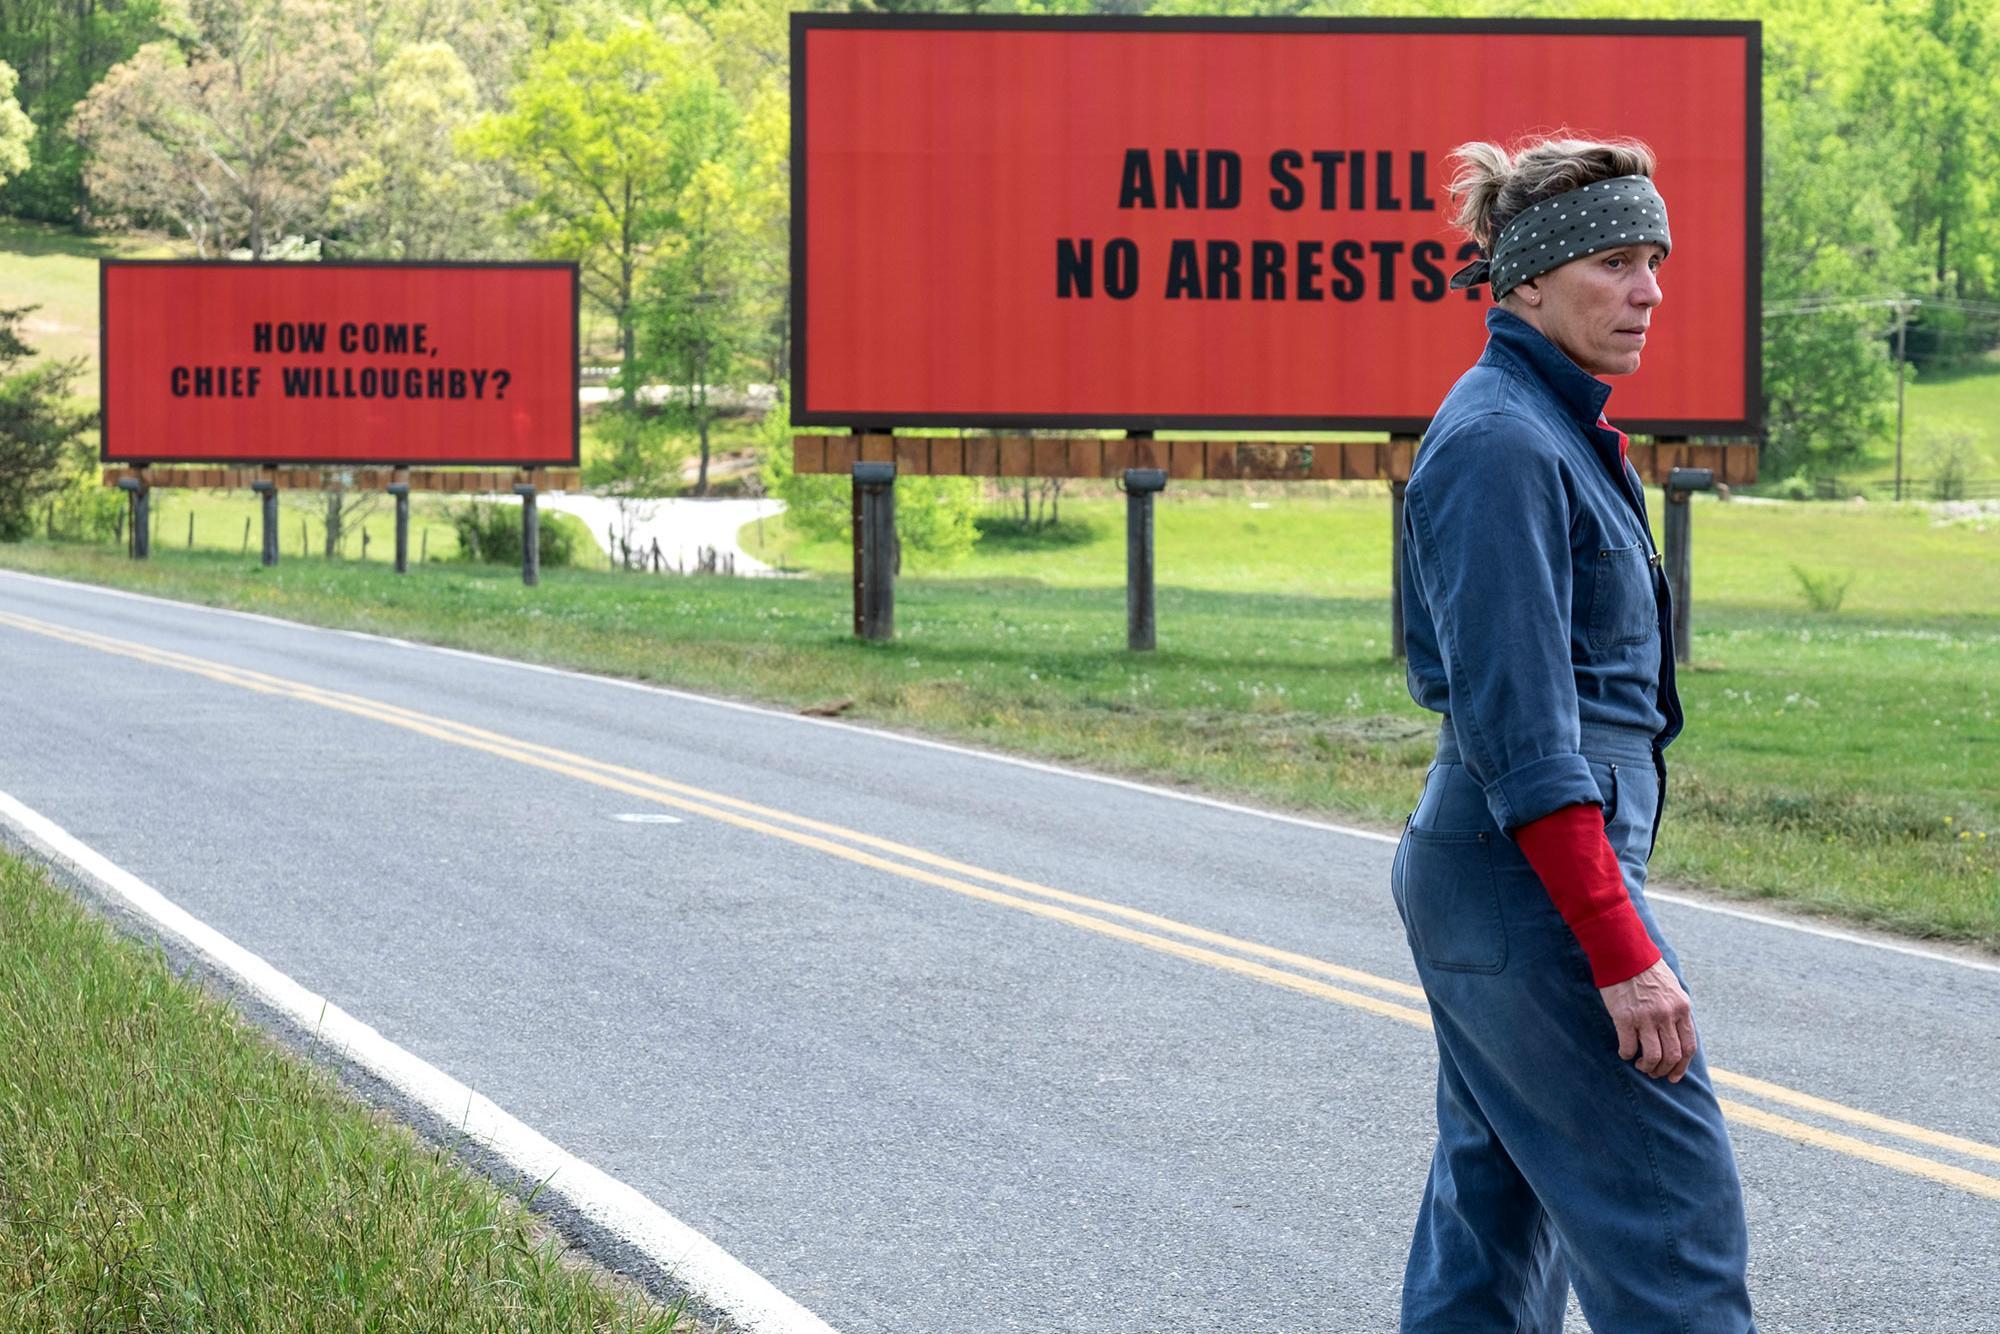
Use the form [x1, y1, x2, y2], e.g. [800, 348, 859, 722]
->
[1447, 135, 1658, 251]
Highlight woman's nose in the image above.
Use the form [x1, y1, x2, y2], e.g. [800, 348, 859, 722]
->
[1635, 267, 1664, 307]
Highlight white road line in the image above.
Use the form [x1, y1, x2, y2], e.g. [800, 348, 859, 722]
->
[1646, 891, 2000, 975]
[0, 788, 839, 1334]
[5, 568, 1995, 976]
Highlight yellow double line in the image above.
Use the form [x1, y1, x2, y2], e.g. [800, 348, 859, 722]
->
[4, 607, 1997, 1203]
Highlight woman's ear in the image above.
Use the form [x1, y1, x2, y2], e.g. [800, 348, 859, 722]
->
[1516, 278, 1542, 307]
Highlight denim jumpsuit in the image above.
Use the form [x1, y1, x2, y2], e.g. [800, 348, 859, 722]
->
[1391, 308, 1756, 1332]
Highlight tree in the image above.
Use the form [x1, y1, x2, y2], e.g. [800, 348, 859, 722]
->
[329, 41, 510, 258]
[584, 405, 691, 563]
[469, 21, 736, 411]
[0, 306, 94, 542]
[0, 0, 167, 222]
[1757, 0, 1925, 477]
[1854, 0, 2000, 299]
[71, 0, 361, 257]
[0, 61, 32, 187]
[635, 154, 751, 496]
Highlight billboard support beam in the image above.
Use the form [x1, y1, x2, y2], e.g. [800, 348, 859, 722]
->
[115, 473, 148, 560]
[1388, 431, 1421, 661]
[251, 472, 278, 567]
[1390, 480, 1409, 662]
[388, 479, 410, 575]
[1663, 465, 1714, 665]
[852, 459, 897, 641]
[1123, 465, 1168, 652]
[514, 483, 540, 588]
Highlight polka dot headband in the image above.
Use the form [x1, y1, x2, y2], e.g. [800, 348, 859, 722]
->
[1448, 175, 1672, 299]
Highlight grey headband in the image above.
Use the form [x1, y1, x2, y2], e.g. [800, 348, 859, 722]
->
[1449, 175, 1671, 298]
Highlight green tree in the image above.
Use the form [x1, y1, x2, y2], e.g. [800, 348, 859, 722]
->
[0, 0, 166, 222]
[329, 41, 510, 258]
[469, 21, 735, 411]
[585, 406, 691, 557]
[0, 306, 94, 542]
[1855, 0, 2000, 299]
[71, 0, 361, 256]
[1756, 0, 1919, 476]
[0, 61, 32, 186]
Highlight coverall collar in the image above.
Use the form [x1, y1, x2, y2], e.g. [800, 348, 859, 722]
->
[1480, 306, 1614, 430]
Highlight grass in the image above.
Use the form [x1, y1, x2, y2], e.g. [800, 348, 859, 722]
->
[753, 487, 2000, 618]
[0, 847, 693, 1332]
[132, 488, 469, 562]
[0, 218, 175, 390]
[2, 506, 1994, 948]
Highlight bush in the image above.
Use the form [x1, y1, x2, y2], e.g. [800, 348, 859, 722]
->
[1790, 564, 1854, 613]
[0, 306, 94, 540]
[42, 444, 124, 541]
[974, 513, 1100, 548]
[448, 502, 587, 569]
[756, 387, 979, 569]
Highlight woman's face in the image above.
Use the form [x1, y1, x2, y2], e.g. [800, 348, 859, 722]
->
[1508, 244, 1666, 377]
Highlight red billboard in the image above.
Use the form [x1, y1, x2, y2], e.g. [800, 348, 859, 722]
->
[794, 17, 1760, 434]
[101, 261, 578, 466]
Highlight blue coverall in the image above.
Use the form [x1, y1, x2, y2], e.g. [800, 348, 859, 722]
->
[1391, 306, 1757, 1332]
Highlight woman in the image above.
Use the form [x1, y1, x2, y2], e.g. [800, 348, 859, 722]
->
[1391, 136, 1757, 1332]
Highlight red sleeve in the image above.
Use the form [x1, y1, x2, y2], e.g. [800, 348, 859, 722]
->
[1515, 804, 1661, 987]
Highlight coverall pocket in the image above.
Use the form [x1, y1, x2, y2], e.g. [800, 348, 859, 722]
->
[1396, 829, 1506, 974]
[1589, 760, 1620, 826]
[1587, 542, 1656, 651]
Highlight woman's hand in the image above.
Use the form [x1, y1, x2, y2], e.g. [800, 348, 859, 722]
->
[1598, 958, 1698, 1082]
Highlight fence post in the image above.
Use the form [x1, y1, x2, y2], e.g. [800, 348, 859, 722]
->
[1123, 467, 1167, 652]
[514, 482, 539, 587]
[852, 460, 897, 641]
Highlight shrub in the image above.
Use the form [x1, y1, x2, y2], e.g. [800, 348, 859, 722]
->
[1789, 564, 1854, 613]
[448, 502, 586, 568]
[0, 306, 94, 540]
[1776, 470, 1815, 502]
[974, 513, 1100, 548]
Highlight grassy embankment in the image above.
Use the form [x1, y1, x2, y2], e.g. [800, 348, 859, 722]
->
[0, 848, 691, 1331]
[3, 488, 1995, 947]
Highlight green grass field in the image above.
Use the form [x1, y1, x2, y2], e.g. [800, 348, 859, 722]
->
[754, 487, 2000, 618]
[4, 498, 1994, 946]
[137, 487, 469, 561]
[0, 848, 691, 1331]
[1, 218, 175, 392]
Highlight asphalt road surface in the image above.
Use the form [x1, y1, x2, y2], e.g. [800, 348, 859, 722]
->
[3, 569, 1996, 1333]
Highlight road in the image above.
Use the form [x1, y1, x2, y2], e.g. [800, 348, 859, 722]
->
[520, 494, 788, 576]
[2, 570, 1995, 1333]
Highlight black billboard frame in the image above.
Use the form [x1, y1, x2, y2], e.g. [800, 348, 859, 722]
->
[790, 13, 1763, 439]
[99, 258, 583, 468]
